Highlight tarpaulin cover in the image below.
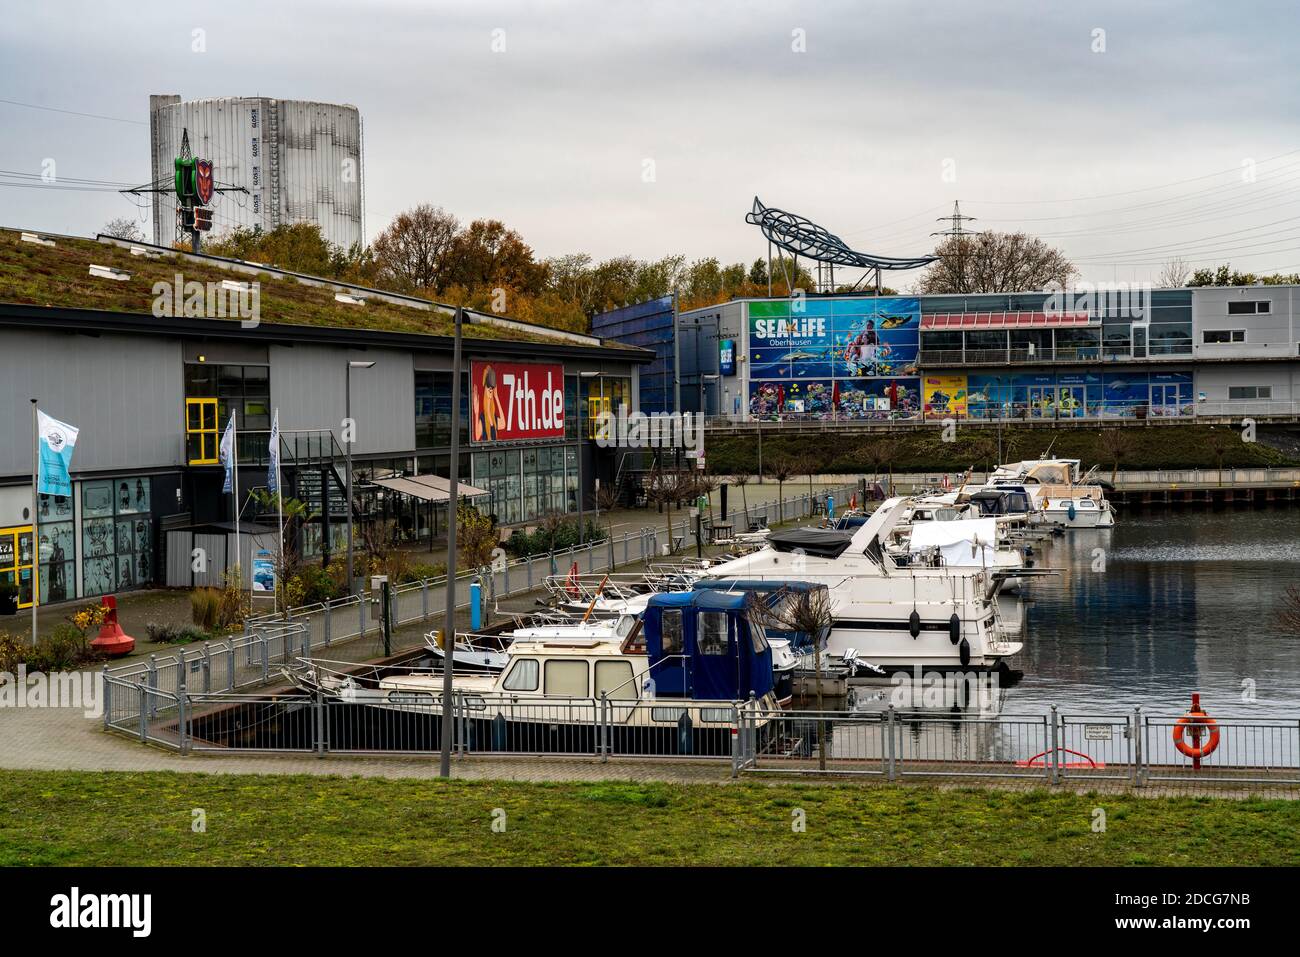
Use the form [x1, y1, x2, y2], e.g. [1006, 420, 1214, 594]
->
[908, 517, 999, 567]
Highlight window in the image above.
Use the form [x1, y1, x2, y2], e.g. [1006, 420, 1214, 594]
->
[185, 398, 218, 464]
[701, 708, 733, 724]
[595, 660, 637, 700]
[544, 659, 589, 697]
[414, 370, 469, 448]
[1227, 301, 1270, 315]
[502, 658, 539, 691]
[698, 611, 729, 655]
[1203, 329, 1246, 344]
[651, 707, 687, 723]
[661, 608, 683, 656]
[1228, 386, 1273, 400]
[37, 493, 75, 604]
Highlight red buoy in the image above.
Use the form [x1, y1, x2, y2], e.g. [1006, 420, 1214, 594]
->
[89, 595, 135, 657]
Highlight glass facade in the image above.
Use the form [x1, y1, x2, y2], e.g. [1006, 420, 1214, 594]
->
[590, 297, 674, 413]
[80, 477, 154, 597]
[414, 370, 470, 449]
[184, 362, 271, 463]
[472, 445, 578, 524]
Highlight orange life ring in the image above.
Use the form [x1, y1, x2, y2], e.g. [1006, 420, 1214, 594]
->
[1172, 710, 1220, 759]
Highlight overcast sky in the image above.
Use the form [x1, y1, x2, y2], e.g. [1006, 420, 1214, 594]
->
[3, 0, 1299, 286]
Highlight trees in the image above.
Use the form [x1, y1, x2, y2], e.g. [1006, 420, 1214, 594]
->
[857, 437, 902, 495]
[441, 218, 547, 295]
[768, 456, 795, 523]
[102, 217, 144, 242]
[917, 232, 1077, 294]
[1188, 263, 1300, 287]
[371, 204, 460, 292]
[202, 223, 375, 283]
[1097, 429, 1136, 485]
[1156, 257, 1191, 288]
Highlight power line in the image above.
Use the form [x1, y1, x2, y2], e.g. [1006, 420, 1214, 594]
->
[0, 97, 147, 126]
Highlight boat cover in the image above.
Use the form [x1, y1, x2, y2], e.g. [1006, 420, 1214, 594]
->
[768, 527, 855, 558]
[908, 517, 998, 567]
[643, 590, 774, 701]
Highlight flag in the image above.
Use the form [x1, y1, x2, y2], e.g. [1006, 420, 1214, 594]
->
[267, 408, 280, 494]
[220, 411, 237, 493]
[36, 411, 79, 497]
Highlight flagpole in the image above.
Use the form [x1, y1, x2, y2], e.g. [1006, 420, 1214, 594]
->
[30, 398, 38, 647]
[233, 413, 241, 591]
[274, 410, 284, 615]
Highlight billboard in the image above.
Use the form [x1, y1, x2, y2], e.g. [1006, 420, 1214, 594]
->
[719, 339, 736, 376]
[747, 296, 921, 419]
[923, 375, 968, 416]
[470, 361, 565, 442]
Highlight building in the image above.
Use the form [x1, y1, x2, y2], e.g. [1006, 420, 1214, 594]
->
[590, 296, 676, 414]
[0, 227, 649, 610]
[149, 95, 364, 251]
[634, 287, 1300, 421]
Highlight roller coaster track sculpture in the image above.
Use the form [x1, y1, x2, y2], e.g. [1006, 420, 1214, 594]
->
[746, 196, 938, 271]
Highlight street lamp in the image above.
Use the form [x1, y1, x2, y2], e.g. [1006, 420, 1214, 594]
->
[345, 359, 375, 594]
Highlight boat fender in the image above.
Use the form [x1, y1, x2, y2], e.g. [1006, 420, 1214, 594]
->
[959, 637, 971, 667]
[908, 610, 921, 639]
[1067, 503, 1077, 522]
[948, 613, 961, 645]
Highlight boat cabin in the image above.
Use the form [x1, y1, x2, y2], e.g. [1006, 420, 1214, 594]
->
[969, 487, 1034, 517]
[691, 579, 827, 654]
[642, 590, 775, 701]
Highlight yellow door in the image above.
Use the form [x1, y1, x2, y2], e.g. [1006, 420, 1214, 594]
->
[0, 525, 36, 609]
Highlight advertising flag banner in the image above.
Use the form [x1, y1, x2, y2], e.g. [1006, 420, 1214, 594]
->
[267, 409, 280, 493]
[36, 411, 79, 497]
[220, 411, 237, 493]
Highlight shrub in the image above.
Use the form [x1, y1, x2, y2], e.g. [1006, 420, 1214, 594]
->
[145, 623, 209, 645]
[190, 589, 221, 630]
[287, 565, 340, 606]
[505, 518, 605, 558]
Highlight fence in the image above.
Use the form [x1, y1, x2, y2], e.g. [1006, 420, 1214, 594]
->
[101, 681, 1300, 789]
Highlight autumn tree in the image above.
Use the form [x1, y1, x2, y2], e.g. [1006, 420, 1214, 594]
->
[918, 232, 1077, 294]
[372, 204, 460, 292]
[102, 217, 144, 242]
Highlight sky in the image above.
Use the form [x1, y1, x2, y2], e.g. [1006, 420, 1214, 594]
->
[3, 0, 1299, 287]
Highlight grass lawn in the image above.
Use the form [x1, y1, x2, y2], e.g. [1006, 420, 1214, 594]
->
[2, 770, 1297, 866]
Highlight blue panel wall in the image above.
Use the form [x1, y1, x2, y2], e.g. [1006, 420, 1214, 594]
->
[591, 296, 675, 413]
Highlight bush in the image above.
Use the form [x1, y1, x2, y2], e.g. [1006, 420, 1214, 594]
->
[505, 519, 605, 558]
[190, 589, 220, 630]
[0, 624, 98, 672]
[145, 623, 209, 645]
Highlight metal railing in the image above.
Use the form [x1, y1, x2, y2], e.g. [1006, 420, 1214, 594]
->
[102, 684, 1300, 790]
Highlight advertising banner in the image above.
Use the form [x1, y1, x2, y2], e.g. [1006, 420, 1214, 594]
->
[923, 375, 968, 416]
[470, 361, 566, 442]
[719, 339, 736, 376]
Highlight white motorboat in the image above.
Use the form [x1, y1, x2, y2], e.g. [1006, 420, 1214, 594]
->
[984, 457, 1116, 528]
[701, 497, 1023, 675]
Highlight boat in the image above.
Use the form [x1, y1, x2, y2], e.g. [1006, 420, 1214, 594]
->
[290, 590, 784, 756]
[700, 497, 1023, 676]
[984, 457, 1116, 528]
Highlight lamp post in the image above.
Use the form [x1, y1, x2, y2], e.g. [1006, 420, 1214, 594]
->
[344, 359, 375, 595]
[439, 308, 465, 778]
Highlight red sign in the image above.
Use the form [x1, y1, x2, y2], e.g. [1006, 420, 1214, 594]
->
[195, 159, 214, 205]
[470, 361, 565, 442]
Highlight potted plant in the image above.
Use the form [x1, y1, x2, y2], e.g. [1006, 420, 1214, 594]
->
[0, 581, 18, 616]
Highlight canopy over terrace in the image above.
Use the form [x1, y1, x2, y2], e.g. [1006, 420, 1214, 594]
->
[363, 473, 491, 550]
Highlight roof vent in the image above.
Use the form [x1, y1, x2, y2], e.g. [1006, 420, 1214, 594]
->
[89, 264, 130, 281]
[221, 279, 251, 292]
[21, 232, 55, 247]
[335, 292, 367, 305]
[129, 245, 163, 259]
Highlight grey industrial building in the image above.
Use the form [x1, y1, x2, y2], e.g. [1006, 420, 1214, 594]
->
[0, 228, 648, 610]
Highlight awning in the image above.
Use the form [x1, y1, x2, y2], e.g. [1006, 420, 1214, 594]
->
[365, 474, 489, 502]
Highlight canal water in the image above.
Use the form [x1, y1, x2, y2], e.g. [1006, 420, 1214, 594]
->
[1004, 505, 1300, 717]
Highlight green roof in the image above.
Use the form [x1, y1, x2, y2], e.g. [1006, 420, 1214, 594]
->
[0, 228, 638, 351]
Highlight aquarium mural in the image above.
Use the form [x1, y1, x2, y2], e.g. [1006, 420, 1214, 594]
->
[960, 371, 1193, 419]
[747, 297, 921, 419]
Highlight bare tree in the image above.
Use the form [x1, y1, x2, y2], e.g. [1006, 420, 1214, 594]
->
[857, 437, 903, 496]
[747, 586, 836, 769]
[102, 217, 144, 242]
[646, 466, 690, 555]
[1097, 428, 1136, 486]
[1278, 586, 1300, 635]
[1156, 257, 1192, 288]
[918, 232, 1077, 294]
[966, 436, 998, 478]
[767, 456, 795, 523]
[371, 204, 460, 292]
[733, 473, 752, 530]
[1204, 428, 1235, 487]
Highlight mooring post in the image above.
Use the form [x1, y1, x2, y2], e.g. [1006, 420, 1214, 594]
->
[315, 687, 326, 757]
[1132, 706, 1144, 786]
[177, 675, 188, 755]
[599, 692, 609, 762]
[202, 641, 212, 693]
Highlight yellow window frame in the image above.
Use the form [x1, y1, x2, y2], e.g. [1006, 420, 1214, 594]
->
[186, 397, 219, 464]
[0, 525, 36, 610]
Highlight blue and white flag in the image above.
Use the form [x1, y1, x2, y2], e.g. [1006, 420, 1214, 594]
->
[267, 408, 280, 494]
[36, 411, 79, 497]
[219, 411, 237, 493]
